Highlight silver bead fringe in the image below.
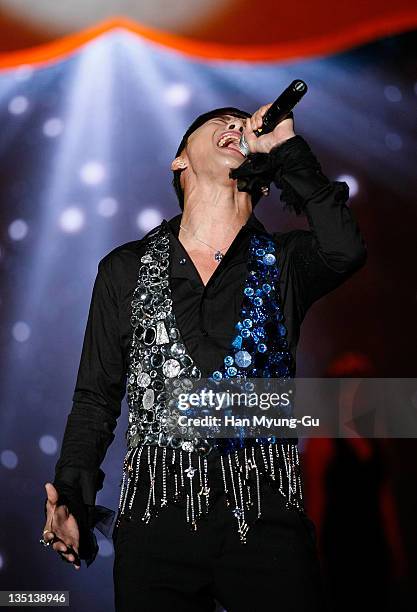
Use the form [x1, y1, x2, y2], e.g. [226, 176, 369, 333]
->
[116, 440, 304, 544]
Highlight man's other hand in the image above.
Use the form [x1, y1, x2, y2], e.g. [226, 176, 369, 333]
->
[42, 482, 81, 570]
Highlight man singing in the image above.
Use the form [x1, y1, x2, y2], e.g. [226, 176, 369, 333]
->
[41, 102, 367, 611]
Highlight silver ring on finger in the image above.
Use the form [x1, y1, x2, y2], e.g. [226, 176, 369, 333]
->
[39, 532, 58, 547]
[40, 535, 52, 547]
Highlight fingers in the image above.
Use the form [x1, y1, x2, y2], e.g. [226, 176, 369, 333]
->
[44, 483, 58, 537]
[52, 537, 81, 569]
[42, 529, 56, 545]
[52, 539, 74, 559]
[41, 489, 81, 570]
[51, 509, 79, 566]
[45, 482, 58, 506]
[242, 103, 273, 153]
[251, 103, 272, 131]
[43, 517, 55, 542]
[63, 545, 81, 570]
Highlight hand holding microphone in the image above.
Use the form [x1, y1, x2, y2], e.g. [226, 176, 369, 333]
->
[239, 79, 307, 156]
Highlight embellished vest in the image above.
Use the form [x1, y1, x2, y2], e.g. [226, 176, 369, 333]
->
[116, 222, 305, 542]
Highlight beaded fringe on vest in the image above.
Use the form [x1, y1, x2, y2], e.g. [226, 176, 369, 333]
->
[117, 442, 303, 543]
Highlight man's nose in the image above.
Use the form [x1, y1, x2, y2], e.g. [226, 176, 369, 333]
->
[227, 121, 244, 132]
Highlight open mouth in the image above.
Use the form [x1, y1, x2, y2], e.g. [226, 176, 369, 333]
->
[216, 132, 245, 157]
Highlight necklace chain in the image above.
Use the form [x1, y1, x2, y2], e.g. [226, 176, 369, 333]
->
[179, 223, 237, 262]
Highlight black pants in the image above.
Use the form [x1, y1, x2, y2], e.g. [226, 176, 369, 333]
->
[113, 456, 327, 612]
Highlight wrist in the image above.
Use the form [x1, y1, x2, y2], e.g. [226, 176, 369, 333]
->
[270, 133, 297, 152]
[261, 133, 296, 155]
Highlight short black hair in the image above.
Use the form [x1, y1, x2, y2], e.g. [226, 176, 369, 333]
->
[171, 106, 257, 211]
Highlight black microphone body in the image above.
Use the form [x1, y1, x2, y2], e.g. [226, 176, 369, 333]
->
[255, 79, 307, 136]
[238, 79, 307, 154]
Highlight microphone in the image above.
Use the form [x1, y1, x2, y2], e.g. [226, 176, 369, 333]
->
[238, 79, 308, 156]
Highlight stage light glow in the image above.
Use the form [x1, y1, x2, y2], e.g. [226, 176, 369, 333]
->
[39, 435, 58, 455]
[8, 219, 28, 240]
[136, 208, 163, 232]
[0, 553, 3, 570]
[80, 161, 106, 185]
[59, 207, 85, 233]
[385, 132, 402, 150]
[8, 95, 29, 114]
[164, 83, 192, 107]
[384, 85, 402, 102]
[14, 65, 34, 82]
[336, 174, 358, 198]
[12, 321, 31, 342]
[97, 196, 118, 217]
[0, 450, 18, 469]
[43, 118, 64, 138]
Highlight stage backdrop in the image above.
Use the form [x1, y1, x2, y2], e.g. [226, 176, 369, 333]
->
[0, 16, 416, 612]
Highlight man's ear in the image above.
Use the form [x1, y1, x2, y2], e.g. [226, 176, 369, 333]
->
[171, 157, 188, 171]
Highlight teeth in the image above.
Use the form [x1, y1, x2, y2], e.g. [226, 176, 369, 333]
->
[217, 134, 240, 148]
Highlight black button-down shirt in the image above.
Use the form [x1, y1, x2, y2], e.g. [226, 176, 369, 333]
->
[169, 212, 261, 376]
[51, 135, 367, 561]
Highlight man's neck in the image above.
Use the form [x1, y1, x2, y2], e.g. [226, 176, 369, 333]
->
[179, 186, 253, 253]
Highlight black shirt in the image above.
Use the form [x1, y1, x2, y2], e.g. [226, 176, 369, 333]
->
[51, 135, 367, 561]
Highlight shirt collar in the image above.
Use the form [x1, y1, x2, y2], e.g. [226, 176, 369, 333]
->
[162, 211, 270, 281]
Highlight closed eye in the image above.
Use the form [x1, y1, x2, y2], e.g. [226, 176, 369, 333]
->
[210, 117, 247, 126]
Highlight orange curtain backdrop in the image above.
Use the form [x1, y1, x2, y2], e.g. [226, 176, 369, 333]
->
[0, 2, 417, 69]
[187, 0, 417, 46]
